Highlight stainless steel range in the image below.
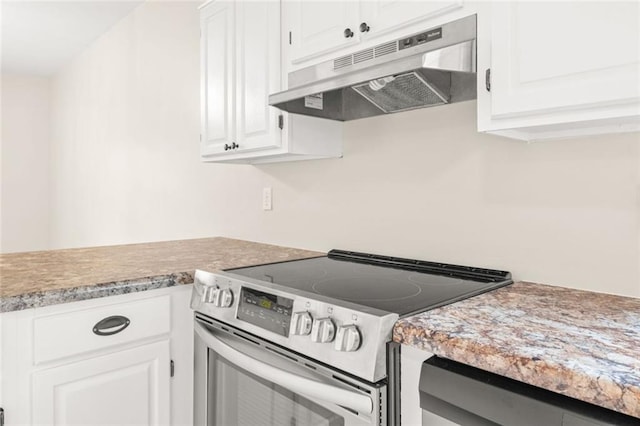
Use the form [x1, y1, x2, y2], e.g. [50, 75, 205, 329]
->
[191, 250, 512, 426]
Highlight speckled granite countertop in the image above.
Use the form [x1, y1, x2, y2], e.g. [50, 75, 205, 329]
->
[394, 281, 640, 418]
[0, 237, 321, 312]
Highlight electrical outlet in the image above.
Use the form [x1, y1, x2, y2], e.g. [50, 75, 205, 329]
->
[262, 187, 273, 211]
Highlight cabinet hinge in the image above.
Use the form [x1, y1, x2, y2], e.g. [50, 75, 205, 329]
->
[289, 31, 292, 45]
[170, 360, 175, 377]
[278, 114, 284, 130]
[1, 407, 4, 426]
[485, 68, 491, 92]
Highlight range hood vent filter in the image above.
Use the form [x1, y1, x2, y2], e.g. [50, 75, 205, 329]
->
[352, 72, 448, 113]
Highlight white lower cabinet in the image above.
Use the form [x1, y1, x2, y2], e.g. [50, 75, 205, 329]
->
[401, 345, 432, 426]
[0, 286, 193, 426]
[32, 340, 170, 425]
[401, 345, 457, 426]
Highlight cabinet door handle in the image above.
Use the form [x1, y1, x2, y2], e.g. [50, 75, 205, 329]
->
[485, 68, 491, 92]
[343, 28, 354, 38]
[93, 315, 130, 336]
[231, 142, 239, 150]
[359, 22, 370, 33]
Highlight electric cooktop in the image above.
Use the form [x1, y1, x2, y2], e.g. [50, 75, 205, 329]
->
[227, 249, 513, 317]
[192, 248, 513, 382]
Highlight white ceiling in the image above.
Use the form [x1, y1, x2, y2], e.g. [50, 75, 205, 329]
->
[1, 1, 144, 76]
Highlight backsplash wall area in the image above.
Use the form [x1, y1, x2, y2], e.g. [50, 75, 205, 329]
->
[29, 2, 640, 296]
[223, 105, 640, 297]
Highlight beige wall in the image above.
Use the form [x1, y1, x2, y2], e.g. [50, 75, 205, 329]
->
[1, 75, 51, 253]
[240, 105, 640, 297]
[48, 2, 640, 296]
[50, 1, 218, 247]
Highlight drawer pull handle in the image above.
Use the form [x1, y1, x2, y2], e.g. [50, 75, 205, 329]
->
[93, 315, 130, 336]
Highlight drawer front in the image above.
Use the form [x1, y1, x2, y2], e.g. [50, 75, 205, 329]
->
[34, 295, 171, 364]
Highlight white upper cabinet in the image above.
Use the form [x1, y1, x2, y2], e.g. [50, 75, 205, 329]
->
[234, 0, 282, 152]
[288, 1, 360, 65]
[284, 0, 464, 69]
[201, 0, 282, 157]
[200, 0, 342, 164]
[201, 0, 234, 156]
[360, 0, 463, 41]
[478, 1, 640, 141]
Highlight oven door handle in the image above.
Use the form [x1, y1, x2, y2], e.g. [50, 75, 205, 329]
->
[194, 322, 374, 414]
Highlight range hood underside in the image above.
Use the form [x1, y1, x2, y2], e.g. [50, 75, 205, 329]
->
[273, 69, 476, 121]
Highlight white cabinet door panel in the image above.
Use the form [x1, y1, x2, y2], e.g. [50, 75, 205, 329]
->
[201, 1, 235, 155]
[490, 1, 640, 119]
[288, 1, 360, 65]
[360, 0, 463, 40]
[32, 340, 170, 425]
[235, 0, 281, 151]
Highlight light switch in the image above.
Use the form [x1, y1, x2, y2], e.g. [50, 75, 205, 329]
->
[262, 187, 272, 210]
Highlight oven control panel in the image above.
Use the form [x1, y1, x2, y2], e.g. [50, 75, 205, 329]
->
[191, 269, 398, 383]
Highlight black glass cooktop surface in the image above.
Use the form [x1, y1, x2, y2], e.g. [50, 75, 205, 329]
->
[227, 250, 512, 317]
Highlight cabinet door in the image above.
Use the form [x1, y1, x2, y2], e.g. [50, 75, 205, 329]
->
[234, 1, 282, 152]
[490, 2, 640, 119]
[360, 0, 463, 40]
[201, 1, 235, 156]
[32, 340, 170, 425]
[286, 1, 360, 65]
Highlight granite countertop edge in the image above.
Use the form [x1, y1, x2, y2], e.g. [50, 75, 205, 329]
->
[0, 272, 194, 313]
[393, 326, 636, 416]
[393, 281, 640, 419]
[0, 237, 323, 313]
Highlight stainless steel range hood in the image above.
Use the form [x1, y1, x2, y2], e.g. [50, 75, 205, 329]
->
[269, 15, 477, 121]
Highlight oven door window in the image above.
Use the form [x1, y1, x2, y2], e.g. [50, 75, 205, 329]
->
[209, 352, 344, 426]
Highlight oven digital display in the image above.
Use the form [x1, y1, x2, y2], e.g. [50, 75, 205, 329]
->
[259, 299, 272, 309]
[237, 287, 293, 337]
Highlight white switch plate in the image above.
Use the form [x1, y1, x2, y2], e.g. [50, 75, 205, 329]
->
[262, 187, 272, 210]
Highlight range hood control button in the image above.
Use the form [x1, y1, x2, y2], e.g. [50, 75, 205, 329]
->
[335, 325, 362, 352]
[291, 311, 313, 335]
[212, 288, 233, 307]
[311, 318, 336, 343]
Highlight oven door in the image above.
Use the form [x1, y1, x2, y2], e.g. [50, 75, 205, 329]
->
[194, 315, 385, 426]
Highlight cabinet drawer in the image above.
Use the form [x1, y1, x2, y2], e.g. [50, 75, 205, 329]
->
[34, 295, 171, 364]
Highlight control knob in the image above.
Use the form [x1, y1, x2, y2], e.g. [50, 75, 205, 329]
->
[335, 325, 362, 352]
[311, 318, 336, 343]
[212, 288, 234, 307]
[291, 311, 313, 335]
[201, 286, 216, 303]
